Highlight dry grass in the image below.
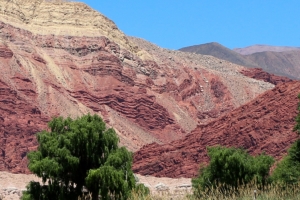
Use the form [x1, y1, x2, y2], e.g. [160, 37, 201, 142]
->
[130, 182, 300, 200]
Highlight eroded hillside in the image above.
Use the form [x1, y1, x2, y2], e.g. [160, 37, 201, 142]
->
[0, 0, 274, 173]
[133, 81, 300, 178]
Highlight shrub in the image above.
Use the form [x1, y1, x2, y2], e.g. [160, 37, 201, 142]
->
[192, 146, 274, 198]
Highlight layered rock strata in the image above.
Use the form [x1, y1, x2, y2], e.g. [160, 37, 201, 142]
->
[133, 81, 300, 178]
[0, 0, 275, 173]
[240, 68, 292, 85]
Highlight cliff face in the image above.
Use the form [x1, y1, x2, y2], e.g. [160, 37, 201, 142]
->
[0, 0, 275, 173]
[133, 81, 300, 178]
[0, 78, 49, 173]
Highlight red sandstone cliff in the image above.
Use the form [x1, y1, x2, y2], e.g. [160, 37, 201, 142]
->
[133, 81, 300, 178]
[0, 79, 49, 173]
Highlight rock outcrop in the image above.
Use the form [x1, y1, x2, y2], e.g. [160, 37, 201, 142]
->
[240, 68, 292, 85]
[133, 81, 300, 178]
[0, 79, 48, 173]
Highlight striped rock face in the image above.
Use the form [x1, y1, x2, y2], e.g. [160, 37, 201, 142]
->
[133, 81, 300, 178]
[0, 0, 275, 173]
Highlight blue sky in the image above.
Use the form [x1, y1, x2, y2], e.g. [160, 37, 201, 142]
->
[81, 1, 300, 50]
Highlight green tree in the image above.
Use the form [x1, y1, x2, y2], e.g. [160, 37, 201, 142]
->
[272, 140, 300, 184]
[192, 146, 274, 197]
[22, 114, 136, 200]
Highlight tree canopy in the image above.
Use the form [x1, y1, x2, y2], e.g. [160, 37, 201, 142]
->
[22, 114, 136, 200]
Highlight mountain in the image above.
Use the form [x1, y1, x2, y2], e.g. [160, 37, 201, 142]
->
[133, 81, 300, 178]
[180, 43, 300, 80]
[179, 42, 259, 68]
[245, 50, 300, 79]
[0, 0, 274, 173]
[233, 45, 300, 55]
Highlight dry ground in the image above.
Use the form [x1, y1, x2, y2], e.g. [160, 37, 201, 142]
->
[0, 171, 192, 199]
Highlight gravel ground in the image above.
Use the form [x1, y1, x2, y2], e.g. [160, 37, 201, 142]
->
[0, 171, 40, 200]
[0, 171, 191, 199]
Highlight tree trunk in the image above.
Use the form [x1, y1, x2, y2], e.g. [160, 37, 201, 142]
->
[92, 190, 99, 200]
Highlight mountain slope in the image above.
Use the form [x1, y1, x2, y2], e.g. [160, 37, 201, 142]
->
[0, 0, 274, 173]
[180, 43, 300, 80]
[245, 50, 300, 79]
[133, 81, 300, 178]
[179, 42, 259, 68]
[233, 45, 300, 55]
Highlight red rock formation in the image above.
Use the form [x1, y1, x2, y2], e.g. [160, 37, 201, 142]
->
[133, 81, 300, 178]
[0, 79, 48, 173]
[0, 1, 276, 173]
[240, 68, 292, 85]
[0, 45, 13, 58]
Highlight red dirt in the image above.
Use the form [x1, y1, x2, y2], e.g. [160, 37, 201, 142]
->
[133, 81, 300, 178]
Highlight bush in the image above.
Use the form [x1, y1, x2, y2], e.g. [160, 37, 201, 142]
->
[130, 183, 150, 199]
[272, 140, 300, 184]
[192, 146, 274, 198]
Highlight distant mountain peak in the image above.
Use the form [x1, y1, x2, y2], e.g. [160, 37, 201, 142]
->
[233, 44, 300, 55]
[179, 42, 259, 68]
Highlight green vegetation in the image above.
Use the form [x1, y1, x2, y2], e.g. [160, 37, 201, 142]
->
[271, 94, 300, 184]
[191, 146, 274, 198]
[130, 182, 300, 200]
[271, 140, 300, 184]
[293, 93, 300, 135]
[130, 183, 150, 199]
[188, 94, 300, 199]
[22, 114, 136, 200]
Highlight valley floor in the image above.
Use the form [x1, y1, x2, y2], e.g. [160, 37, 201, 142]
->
[0, 171, 192, 200]
[0, 171, 40, 200]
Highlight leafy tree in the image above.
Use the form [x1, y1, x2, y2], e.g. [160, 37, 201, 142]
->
[22, 114, 136, 200]
[192, 146, 274, 197]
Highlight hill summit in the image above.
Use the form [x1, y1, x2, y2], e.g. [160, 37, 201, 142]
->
[180, 43, 300, 79]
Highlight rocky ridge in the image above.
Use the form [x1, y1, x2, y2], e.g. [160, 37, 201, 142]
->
[180, 42, 300, 80]
[129, 37, 274, 124]
[0, 0, 137, 51]
[233, 45, 300, 55]
[240, 68, 292, 85]
[133, 81, 300, 178]
[179, 42, 259, 68]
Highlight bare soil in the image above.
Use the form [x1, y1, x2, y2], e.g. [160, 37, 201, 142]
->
[0, 171, 191, 199]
